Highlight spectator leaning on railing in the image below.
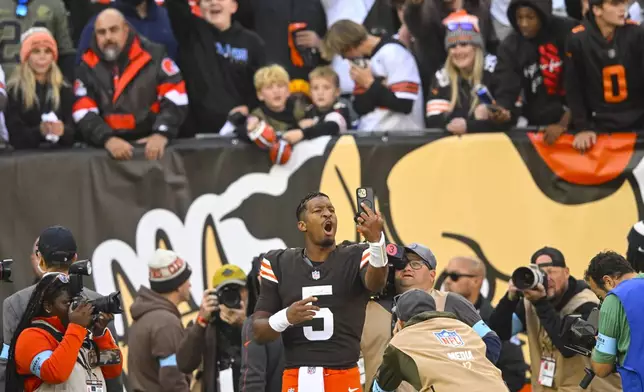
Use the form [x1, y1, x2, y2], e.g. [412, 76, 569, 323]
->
[565, 0, 644, 152]
[73, 9, 188, 160]
[424, 16, 510, 134]
[494, 0, 575, 143]
[6, 28, 75, 150]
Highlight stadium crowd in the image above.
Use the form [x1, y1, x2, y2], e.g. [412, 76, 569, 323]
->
[0, 0, 643, 161]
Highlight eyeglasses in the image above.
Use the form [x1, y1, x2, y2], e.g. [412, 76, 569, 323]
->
[445, 271, 478, 282]
[445, 22, 476, 31]
[394, 260, 427, 271]
[46, 272, 69, 284]
[16, 0, 28, 17]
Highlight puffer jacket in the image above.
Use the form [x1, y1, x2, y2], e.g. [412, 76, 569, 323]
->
[73, 30, 188, 146]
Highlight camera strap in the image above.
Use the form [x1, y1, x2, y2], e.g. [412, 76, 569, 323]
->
[31, 321, 100, 374]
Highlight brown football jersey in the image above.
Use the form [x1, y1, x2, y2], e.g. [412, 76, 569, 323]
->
[254, 243, 372, 369]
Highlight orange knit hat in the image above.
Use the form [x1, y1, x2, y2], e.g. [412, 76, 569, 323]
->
[20, 27, 58, 64]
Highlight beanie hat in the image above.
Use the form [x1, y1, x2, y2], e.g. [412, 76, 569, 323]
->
[20, 27, 58, 64]
[443, 11, 484, 50]
[148, 249, 192, 293]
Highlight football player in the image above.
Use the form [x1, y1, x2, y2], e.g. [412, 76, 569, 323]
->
[252, 192, 388, 392]
[565, 0, 644, 152]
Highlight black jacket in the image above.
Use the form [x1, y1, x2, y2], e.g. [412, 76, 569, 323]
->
[488, 277, 598, 358]
[476, 296, 528, 392]
[494, 0, 576, 127]
[404, 0, 499, 93]
[425, 54, 509, 133]
[6, 83, 76, 149]
[237, 0, 326, 82]
[564, 15, 644, 132]
[239, 317, 284, 392]
[166, 0, 266, 134]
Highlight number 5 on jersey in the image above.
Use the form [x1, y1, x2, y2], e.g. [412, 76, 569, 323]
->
[302, 286, 334, 341]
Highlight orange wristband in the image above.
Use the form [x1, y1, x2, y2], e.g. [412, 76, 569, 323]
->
[196, 315, 208, 327]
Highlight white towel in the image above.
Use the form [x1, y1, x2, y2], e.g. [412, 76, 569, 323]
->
[297, 366, 325, 392]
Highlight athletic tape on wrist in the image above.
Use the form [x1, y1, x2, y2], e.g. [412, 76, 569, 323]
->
[268, 308, 291, 333]
[368, 232, 388, 268]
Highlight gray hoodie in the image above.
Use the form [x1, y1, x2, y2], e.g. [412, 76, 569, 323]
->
[239, 317, 284, 392]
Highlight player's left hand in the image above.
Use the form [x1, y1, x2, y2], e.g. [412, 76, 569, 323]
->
[356, 202, 384, 243]
[573, 130, 597, 152]
[219, 302, 247, 327]
[92, 312, 113, 337]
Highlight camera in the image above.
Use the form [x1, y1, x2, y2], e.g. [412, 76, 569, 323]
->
[511, 264, 549, 291]
[561, 308, 600, 389]
[217, 285, 242, 309]
[0, 259, 13, 282]
[69, 260, 124, 317]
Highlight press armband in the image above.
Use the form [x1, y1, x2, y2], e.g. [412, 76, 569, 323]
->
[369, 232, 388, 268]
[268, 308, 292, 333]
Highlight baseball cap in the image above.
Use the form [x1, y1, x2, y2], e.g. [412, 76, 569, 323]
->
[394, 289, 437, 322]
[212, 264, 247, 291]
[530, 246, 566, 267]
[404, 243, 437, 270]
[38, 226, 77, 264]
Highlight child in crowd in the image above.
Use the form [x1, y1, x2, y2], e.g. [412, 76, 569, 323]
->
[282, 66, 351, 145]
[6, 28, 75, 149]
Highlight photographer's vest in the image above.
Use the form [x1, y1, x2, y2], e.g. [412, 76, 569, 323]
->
[31, 320, 106, 392]
[609, 277, 644, 392]
[389, 313, 507, 391]
[524, 290, 621, 392]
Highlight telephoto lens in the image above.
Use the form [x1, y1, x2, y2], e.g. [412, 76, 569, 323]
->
[90, 291, 124, 315]
[511, 265, 547, 291]
[217, 285, 242, 309]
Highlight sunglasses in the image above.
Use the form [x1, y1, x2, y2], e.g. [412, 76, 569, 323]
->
[16, 0, 28, 17]
[444, 271, 478, 282]
[48, 272, 69, 284]
[446, 22, 476, 31]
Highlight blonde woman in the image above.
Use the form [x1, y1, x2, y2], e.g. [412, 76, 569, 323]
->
[425, 19, 510, 134]
[6, 27, 75, 149]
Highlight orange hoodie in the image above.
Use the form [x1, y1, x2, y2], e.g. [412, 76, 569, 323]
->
[14, 316, 122, 392]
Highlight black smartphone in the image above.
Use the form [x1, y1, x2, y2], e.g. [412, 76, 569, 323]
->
[356, 187, 375, 215]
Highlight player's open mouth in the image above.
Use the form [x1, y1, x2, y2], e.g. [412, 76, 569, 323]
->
[323, 220, 334, 235]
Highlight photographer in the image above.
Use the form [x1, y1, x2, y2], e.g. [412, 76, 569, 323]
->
[239, 255, 284, 392]
[371, 289, 508, 392]
[488, 247, 620, 391]
[584, 251, 644, 389]
[0, 226, 123, 392]
[361, 243, 501, 390]
[177, 264, 249, 392]
[5, 273, 122, 391]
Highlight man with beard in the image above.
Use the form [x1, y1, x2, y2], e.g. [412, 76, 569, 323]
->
[252, 192, 388, 391]
[488, 247, 621, 391]
[443, 256, 527, 392]
[73, 9, 188, 160]
[494, 0, 576, 143]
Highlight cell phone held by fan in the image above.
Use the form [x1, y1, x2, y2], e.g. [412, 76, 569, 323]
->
[356, 187, 375, 215]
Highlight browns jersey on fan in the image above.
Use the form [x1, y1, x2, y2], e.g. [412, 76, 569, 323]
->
[564, 3, 644, 132]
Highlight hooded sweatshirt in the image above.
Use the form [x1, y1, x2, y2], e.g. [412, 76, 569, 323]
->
[127, 286, 190, 392]
[494, 0, 577, 126]
[75, 0, 178, 64]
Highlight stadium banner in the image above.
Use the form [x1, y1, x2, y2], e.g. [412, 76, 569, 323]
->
[0, 132, 642, 384]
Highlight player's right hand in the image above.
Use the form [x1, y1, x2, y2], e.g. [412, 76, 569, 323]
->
[286, 296, 320, 325]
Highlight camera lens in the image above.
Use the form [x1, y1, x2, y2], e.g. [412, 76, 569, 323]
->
[512, 267, 538, 290]
[218, 286, 242, 309]
[91, 291, 123, 315]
